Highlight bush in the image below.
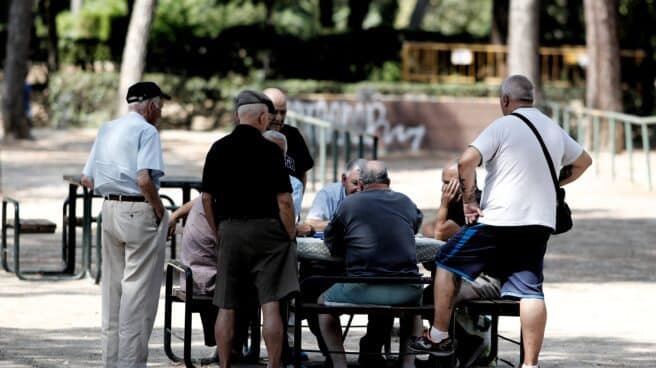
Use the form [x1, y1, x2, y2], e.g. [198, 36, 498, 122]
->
[42, 69, 587, 130]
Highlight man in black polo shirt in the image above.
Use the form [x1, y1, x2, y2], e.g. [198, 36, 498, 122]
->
[263, 87, 314, 189]
[201, 90, 298, 368]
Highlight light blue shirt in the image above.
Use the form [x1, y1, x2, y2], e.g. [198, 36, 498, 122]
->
[306, 182, 345, 221]
[83, 112, 165, 196]
[290, 175, 304, 221]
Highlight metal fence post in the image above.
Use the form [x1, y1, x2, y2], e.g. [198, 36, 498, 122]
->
[332, 129, 339, 183]
[625, 121, 634, 183]
[641, 123, 652, 190]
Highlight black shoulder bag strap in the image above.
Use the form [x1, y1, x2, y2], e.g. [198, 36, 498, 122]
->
[510, 112, 560, 193]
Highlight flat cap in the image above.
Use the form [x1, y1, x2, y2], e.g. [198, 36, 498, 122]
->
[126, 81, 171, 103]
[234, 90, 275, 114]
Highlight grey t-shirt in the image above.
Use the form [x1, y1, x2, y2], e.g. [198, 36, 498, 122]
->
[324, 189, 423, 277]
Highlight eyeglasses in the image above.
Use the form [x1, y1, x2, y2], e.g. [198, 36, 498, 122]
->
[274, 109, 287, 115]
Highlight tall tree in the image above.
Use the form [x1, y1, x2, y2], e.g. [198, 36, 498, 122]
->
[319, 0, 334, 28]
[347, 0, 372, 31]
[490, 0, 508, 44]
[2, 0, 34, 139]
[507, 0, 541, 97]
[584, 0, 621, 112]
[39, 0, 59, 72]
[409, 0, 429, 30]
[584, 0, 622, 150]
[116, 0, 158, 116]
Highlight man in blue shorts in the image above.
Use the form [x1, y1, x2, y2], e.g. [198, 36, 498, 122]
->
[410, 75, 592, 368]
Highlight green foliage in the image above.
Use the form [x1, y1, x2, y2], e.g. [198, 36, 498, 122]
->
[422, 0, 492, 37]
[368, 61, 402, 82]
[152, 0, 266, 41]
[56, 0, 126, 41]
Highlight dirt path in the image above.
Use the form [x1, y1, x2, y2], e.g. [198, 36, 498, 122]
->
[1, 128, 655, 367]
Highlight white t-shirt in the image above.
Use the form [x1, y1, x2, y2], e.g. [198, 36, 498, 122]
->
[471, 107, 583, 229]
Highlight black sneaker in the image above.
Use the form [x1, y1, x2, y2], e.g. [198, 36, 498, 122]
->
[407, 335, 456, 357]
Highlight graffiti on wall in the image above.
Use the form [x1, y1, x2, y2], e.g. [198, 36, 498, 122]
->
[288, 99, 426, 151]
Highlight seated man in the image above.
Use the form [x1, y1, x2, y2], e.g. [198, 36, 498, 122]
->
[168, 196, 219, 348]
[304, 158, 368, 232]
[318, 161, 424, 368]
[168, 196, 257, 360]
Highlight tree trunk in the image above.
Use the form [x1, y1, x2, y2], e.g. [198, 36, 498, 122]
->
[2, 0, 34, 140]
[508, 0, 541, 99]
[584, 0, 623, 150]
[347, 0, 372, 31]
[71, 0, 83, 14]
[319, 0, 334, 28]
[40, 0, 59, 72]
[116, 0, 157, 116]
[490, 0, 508, 44]
[409, 0, 429, 30]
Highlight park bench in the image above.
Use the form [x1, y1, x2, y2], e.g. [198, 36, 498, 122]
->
[163, 259, 260, 368]
[292, 275, 523, 368]
[1, 197, 65, 280]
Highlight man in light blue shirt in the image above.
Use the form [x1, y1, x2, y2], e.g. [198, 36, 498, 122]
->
[305, 158, 367, 232]
[81, 81, 171, 368]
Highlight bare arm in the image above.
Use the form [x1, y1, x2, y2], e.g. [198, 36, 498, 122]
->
[167, 199, 195, 238]
[137, 169, 164, 223]
[80, 175, 94, 190]
[305, 218, 329, 232]
[559, 150, 592, 186]
[277, 192, 296, 240]
[201, 192, 218, 236]
[434, 178, 462, 240]
[458, 147, 483, 224]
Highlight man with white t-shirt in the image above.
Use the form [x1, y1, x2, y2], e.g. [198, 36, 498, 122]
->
[409, 75, 592, 368]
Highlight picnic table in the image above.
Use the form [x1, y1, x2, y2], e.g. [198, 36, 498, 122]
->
[62, 174, 203, 281]
[295, 236, 444, 263]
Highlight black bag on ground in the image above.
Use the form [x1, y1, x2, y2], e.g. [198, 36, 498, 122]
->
[511, 112, 573, 234]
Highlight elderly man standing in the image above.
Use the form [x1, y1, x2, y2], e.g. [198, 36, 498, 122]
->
[410, 75, 592, 368]
[81, 81, 170, 368]
[263, 87, 314, 189]
[319, 161, 424, 368]
[201, 90, 298, 368]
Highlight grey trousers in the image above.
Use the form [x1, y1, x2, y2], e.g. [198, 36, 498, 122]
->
[100, 200, 168, 368]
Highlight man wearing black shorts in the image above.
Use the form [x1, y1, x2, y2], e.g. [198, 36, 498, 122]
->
[201, 90, 298, 368]
[410, 75, 592, 368]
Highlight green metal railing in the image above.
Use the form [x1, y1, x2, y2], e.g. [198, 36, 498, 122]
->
[543, 102, 655, 190]
[286, 110, 379, 190]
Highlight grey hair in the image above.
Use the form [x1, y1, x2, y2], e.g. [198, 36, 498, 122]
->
[360, 161, 390, 185]
[237, 103, 266, 119]
[263, 130, 287, 152]
[500, 75, 534, 103]
[128, 96, 160, 112]
[344, 158, 367, 176]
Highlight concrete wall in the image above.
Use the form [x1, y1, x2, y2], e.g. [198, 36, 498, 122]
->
[289, 95, 502, 152]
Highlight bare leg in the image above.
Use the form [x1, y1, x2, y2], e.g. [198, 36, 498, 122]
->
[318, 313, 347, 368]
[520, 298, 546, 365]
[261, 301, 284, 368]
[215, 308, 235, 368]
[432, 267, 462, 332]
[400, 315, 424, 368]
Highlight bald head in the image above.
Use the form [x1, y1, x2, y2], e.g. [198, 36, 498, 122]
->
[360, 160, 390, 187]
[263, 88, 287, 131]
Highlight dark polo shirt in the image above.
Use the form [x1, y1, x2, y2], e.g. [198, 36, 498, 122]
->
[201, 124, 292, 221]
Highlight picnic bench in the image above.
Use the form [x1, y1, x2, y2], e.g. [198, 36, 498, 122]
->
[1, 197, 62, 280]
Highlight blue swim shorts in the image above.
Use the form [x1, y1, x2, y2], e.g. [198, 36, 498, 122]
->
[435, 223, 551, 299]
